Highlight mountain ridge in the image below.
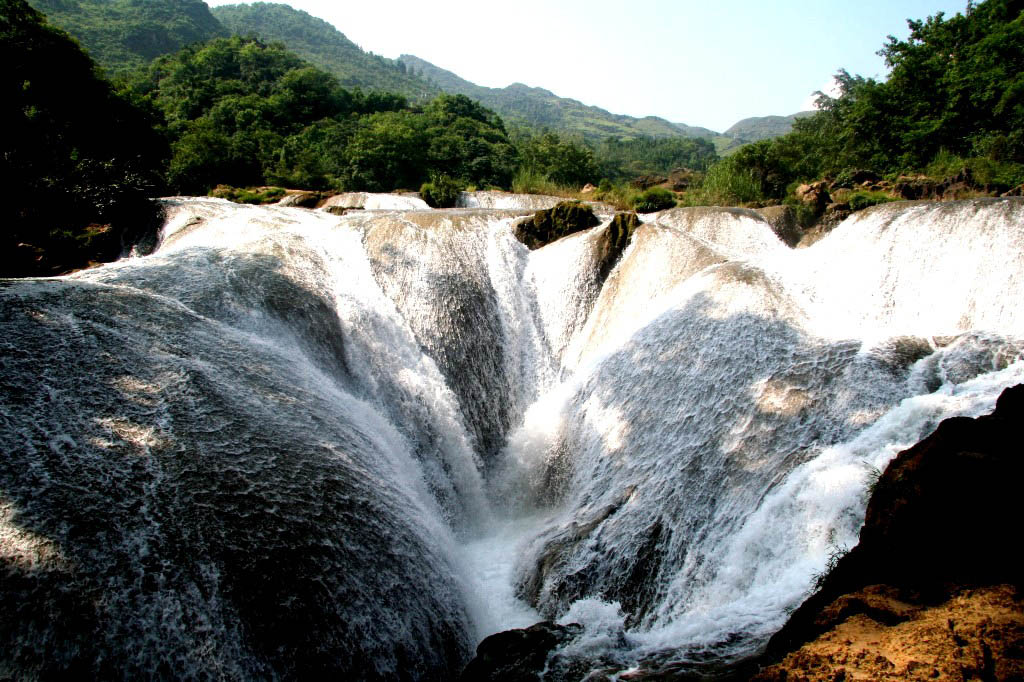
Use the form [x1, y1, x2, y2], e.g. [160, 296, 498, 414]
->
[25, 0, 806, 149]
[26, 0, 228, 72]
[398, 53, 710, 142]
[211, 2, 437, 100]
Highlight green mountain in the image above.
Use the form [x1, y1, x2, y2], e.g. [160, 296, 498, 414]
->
[25, 0, 799, 154]
[211, 2, 438, 100]
[724, 113, 813, 143]
[25, 0, 227, 73]
[399, 54, 711, 143]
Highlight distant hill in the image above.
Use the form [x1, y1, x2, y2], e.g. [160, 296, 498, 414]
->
[724, 113, 813, 142]
[399, 54, 709, 142]
[26, 0, 801, 151]
[26, 0, 227, 73]
[211, 3, 438, 100]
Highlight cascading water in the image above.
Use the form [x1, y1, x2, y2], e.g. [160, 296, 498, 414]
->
[1, 194, 1022, 679]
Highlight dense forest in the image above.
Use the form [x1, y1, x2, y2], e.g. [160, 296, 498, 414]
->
[126, 36, 518, 193]
[26, 0, 226, 72]
[1, 0, 168, 276]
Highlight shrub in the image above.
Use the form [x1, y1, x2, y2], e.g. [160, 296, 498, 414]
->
[848, 190, 893, 212]
[420, 174, 463, 208]
[631, 186, 676, 213]
[925, 150, 1024, 192]
[510, 168, 577, 197]
[209, 185, 286, 204]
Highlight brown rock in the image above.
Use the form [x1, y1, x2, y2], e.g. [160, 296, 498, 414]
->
[753, 585, 1024, 681]
[893, 175, 940, 200]
[278, 191, 324, 208]
[667, 168, 698, 191]
[630, 174, 668, 190]
[795, 181, 831, 208]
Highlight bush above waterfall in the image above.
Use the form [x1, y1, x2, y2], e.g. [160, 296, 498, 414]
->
[420, 175, 464, 208]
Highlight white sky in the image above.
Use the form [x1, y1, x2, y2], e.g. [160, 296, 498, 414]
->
[205, 0, 970, 133]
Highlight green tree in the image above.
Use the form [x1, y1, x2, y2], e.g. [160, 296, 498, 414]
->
[339, 110, 427, 191]
[2, 0, 168, 276]
[515, 131, 599, 187]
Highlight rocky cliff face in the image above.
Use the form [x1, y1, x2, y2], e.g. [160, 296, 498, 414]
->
[753, 384, 1024, 681]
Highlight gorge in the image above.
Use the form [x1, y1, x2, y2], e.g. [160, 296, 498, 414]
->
[1, 195, 1023, 679]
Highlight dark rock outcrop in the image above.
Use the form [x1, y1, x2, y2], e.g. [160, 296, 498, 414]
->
[278, 191, 325, 208]
[754, 205, 801, 247]
[631, 174, 669, 190]
[593, 212, 640, 280]
[513, 201, 600, 250]
[754, 384, 1024, 680]
[459, 621, 583, 681]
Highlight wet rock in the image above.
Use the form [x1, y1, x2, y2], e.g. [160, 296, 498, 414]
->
[323, 205, 360, 216]
[593, 212, 641, 280]
[755, 384, 1024, 679]
[753, 205, 801, 247]
[513, 201, 601, 250]
[459, 621, 583, 681]
[277, 191, 324, 208]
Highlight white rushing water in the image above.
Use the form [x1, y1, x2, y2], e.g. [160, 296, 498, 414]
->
[1, 196, 1022, 678]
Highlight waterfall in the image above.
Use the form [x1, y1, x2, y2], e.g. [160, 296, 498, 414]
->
[1, 196, 1021, 678]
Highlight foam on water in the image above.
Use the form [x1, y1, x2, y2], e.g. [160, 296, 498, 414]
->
[2, 195, 1023, 677]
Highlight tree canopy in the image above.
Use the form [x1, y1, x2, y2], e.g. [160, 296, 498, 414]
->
[126, 38, 517, 193]
[2, 0, 168, 275]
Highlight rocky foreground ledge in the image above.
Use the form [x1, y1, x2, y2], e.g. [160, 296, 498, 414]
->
[754, 384, 1024, 681]
[462, 386, 1024, 681]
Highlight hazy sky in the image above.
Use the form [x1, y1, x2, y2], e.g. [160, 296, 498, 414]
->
[205, 0, 970, 132]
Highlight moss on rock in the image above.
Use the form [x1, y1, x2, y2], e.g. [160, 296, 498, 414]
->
[513, 201, 600, 250]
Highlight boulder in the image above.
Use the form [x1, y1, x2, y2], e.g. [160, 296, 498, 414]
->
[753, 205, 801, 247]
[794, 181, 831, 208]
[459, 621, 582, 681]
[667, 168, 698, 191]
[820, 201, 852, 229]
[277, 191, 324, 208]
[630, 174, 668, 190]
[513, 201, 600, 250]
[834, 169, 882, 187]
[893, 174, 940, 200]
